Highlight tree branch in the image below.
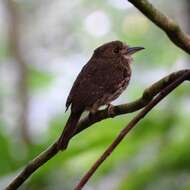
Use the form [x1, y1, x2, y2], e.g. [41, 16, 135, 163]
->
[5, 69, 190, 190]
[128, 0, 190, 54]
[74, 70, 190, 190]
[5, 143, 58, 190]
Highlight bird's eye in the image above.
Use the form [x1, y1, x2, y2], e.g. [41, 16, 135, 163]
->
[113, 47, 120, 54]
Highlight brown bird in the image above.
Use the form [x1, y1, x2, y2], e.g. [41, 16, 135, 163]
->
[57, 40, 144, 150]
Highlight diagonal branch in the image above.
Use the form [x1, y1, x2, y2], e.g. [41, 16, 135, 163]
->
[74, 70, 190, 190]
[128, 0, 190, 54]
[5, 69, 190, 190]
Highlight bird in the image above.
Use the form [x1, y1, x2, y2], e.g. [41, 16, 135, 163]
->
[57, 40, 144, 150]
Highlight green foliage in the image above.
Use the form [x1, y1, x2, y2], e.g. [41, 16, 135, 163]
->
[0, 40, 9, 58]
[28, 66, 55, 91]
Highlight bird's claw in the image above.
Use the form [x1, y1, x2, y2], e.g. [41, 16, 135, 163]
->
[107, 104, 115, 118]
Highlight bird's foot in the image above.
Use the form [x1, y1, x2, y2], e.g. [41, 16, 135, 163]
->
[107, 103, 115, 118]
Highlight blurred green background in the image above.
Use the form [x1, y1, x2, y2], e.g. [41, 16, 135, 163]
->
[0, 0, 190, 189]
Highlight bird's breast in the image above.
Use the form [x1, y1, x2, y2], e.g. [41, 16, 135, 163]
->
[106, 75, 130, 103]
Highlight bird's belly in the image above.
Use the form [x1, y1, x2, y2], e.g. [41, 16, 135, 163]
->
[106, 78, 130, 103]
[89, 77, 130, 112]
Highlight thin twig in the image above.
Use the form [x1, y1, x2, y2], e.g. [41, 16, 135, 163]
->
[128, 0, 190, 54]
[74, 70, 190, 190]
[5, 69, 190, 190]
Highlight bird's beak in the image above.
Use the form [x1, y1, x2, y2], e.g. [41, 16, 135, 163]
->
[127, 46, 145, 55]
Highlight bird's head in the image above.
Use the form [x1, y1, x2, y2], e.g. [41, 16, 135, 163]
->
[94, 40, 144, 61]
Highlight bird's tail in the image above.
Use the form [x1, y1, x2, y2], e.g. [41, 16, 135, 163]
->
[57, 111, 82, 150]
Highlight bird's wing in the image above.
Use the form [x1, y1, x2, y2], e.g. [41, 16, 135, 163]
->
[65, 63, 90, 111]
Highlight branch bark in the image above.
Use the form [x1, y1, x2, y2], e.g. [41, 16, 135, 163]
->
[74, 70, 190, 190]
[5, 69, 190, 190]
[128, 0, 190, 54]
